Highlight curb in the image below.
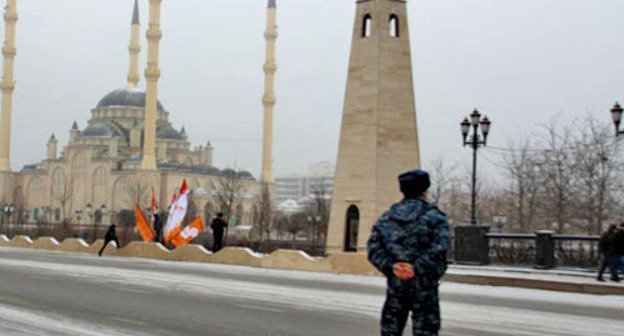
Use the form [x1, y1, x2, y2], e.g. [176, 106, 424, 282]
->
[442, 273, 624, 296]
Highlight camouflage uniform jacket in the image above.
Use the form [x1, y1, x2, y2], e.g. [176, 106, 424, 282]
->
[367, 197, 450, 281]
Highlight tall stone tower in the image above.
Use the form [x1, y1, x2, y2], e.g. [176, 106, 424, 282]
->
[127, 0, 141, 89]
[261, 0, 277, 183]
[326, 0, 420, 253]
[141, 0, 163, 170]
[0, 0, 18, 172]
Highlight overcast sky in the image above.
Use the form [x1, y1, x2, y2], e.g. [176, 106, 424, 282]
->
[7, 0, 624, 178]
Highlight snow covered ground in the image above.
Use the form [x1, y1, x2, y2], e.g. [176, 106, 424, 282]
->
[0, 247, 622, 336]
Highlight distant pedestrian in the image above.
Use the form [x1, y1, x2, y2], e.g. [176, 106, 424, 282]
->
[98, 224, 120, 257]
[368, 170, 450, 336]
[613, 223, 624, 278]
[211, 213, 227, 252]
[597, 224, 620, 282]
[153, 212, 163, 244]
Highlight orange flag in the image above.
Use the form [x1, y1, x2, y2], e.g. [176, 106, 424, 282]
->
[135, 205, 156, 242]
[171, 216, 204, 248]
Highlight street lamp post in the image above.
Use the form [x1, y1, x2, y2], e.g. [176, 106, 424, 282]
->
[86, 203, 97, 241]
[74, 210, 83, 224]
[7, 204, 14, 226]
[86, 203, 93, 226]
[1, 203, 7, 231]
[610, 102, 624, 137]
[461, 109, 491, 225]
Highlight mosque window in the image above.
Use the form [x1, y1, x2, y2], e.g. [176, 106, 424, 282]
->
[389, 14, 399, 37]
[362, 14, 372, 38]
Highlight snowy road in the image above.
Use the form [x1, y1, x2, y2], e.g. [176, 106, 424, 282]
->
[0, 248, 623, 336]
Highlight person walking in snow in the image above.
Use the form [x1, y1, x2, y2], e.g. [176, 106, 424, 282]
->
[153, 212, 163, 244]
[368, 170, 450, 336]
[597, 224, 620, 282]
[98, 224, 120, 257]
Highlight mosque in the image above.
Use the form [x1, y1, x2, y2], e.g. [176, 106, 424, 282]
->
[0, 0, 279, 226]
[0, 0, 422, 253]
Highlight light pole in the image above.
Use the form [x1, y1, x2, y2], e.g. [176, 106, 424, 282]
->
[610, 102, 624, 137]
[1, 203, 7, 230]
[7, 203, 14, 226]
[86, 203, 93, 225]
[74, 210, 83, 224]
[461, 109, 491, 225]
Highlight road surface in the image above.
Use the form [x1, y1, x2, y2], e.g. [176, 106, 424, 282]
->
[0, 247, 623, 336]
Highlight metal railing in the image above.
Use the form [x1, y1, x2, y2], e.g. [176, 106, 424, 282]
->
[487, 233, 535, 266]
[455, 227, 601, 269]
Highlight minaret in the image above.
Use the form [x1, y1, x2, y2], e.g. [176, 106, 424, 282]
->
[0, 0, 18, 171]
[261, 0, 277, 183]
[127, 0, 141, 89]
[69, 121, 80, 144]
[141, 0, 163, 170]
[326, 0, 421, 253]
[46, 134, 57, 161]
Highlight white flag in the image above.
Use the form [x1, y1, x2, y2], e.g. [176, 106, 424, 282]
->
[164, 191, 189, 243]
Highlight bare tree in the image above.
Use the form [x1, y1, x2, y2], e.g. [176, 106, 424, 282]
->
[253, 182, 274, 242]
[429, 158, 459, 205]
[53, 174, 76, 225]
[494, 115, 624, 235]
[275, 212, 308, 242]
[571, 117, 623, 234]
[306, 177, 331, 246]
[503, 140, 541, 232]
[273, 214, 289, 239]
[121, 176, 151, 206]
[535, 119, 575, 233]
[443, 180, 467, 227]
[211, 170, 247, 227]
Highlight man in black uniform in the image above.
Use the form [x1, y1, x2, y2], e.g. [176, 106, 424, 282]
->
[98, 224, 120, 257]
[368, 170, 450, 336]
[211, 213, 228, 252]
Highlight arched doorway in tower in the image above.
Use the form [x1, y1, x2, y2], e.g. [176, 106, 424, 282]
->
[344, 205, 360, 252]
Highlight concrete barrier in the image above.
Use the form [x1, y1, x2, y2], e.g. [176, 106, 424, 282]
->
[58, 238, 90, 253]
[170, 244, 212, 262]
[118, 241, 171, 260]
[262, 249, 326, 272]
[33, 237, 60, 250]
[8, 235, 34, 248]
[211, 247, 262, 267]
[0, 234, 9, 246]
[322, 252, 380, 276]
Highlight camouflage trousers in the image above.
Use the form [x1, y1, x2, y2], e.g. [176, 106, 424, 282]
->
[380, 277, 440, 336]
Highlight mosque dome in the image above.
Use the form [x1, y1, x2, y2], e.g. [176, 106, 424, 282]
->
[96, 88, 165, 111]
[81, 122, 118, 137]
[156, 122, 185, 140]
